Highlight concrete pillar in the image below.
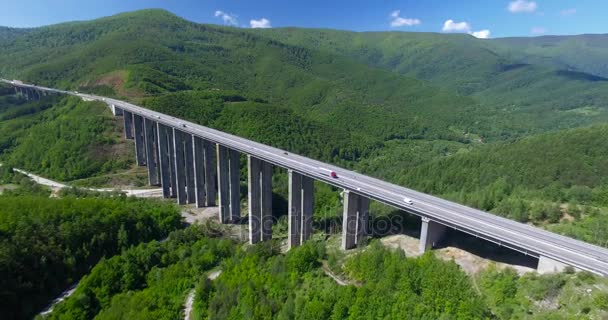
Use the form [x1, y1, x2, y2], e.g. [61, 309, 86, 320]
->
[185, 134, 196, 204]
[288, 171, 302, 249]
[341, 191, 359, 250]
[419, 217, 446, 254]
[537, 256, 569, 274]
[248, 156, 262, 244]
[261, 161, 273, 241]
[193, 136, 207, 208]
[217, 145, 230, 223]
[228, 149, 240, 221]
[300, 176, 314, 243]
[156, 123, 171, 198]
[167, 128, 177, 198]
[340, 191, 370, 250]
[203, 141, 216, 206]
[288, 172, 315, 249]
[123, 111, 134, 140]
[144, 118, 160, 186]
[248, 156, 273, 244]
[133, 114, 146, 166]
[111, 105, 124, 116]
[173, 129, 187, 205]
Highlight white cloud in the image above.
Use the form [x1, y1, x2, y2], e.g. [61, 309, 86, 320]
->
[214, 10, 238, 26]
[389, 10, 421, 27]
[560, 8, 577, 16]
[531, 27, 546, 35]
[250, 18, 272, 28]
[471, 29, 491, 39]
[508, 0, 537, 13]
[442, 19, 471, 32]
[442, 19, 490, 39]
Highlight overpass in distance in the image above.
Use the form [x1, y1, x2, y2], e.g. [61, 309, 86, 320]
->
[4, 79, 608, 276]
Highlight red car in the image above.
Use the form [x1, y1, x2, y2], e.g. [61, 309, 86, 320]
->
[330, 171, 338, 178]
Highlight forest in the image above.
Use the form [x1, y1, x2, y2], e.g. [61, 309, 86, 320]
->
[0, 189, 182, 319]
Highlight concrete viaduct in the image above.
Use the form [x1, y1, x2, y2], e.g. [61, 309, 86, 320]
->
[5, 80, 608, 276]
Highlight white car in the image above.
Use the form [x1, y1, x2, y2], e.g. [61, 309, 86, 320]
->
[403, 198, 414, 205]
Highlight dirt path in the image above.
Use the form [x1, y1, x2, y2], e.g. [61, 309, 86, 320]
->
[12, 168, 162, 197]
[321, 261, 352, 286]
[183, 290, 195, 320]
[39, 283, 79, 316]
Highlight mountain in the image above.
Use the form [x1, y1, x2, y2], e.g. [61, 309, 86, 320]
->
[257, 28, 608, 138]
[2, 9, 608, 145]
[491, 34, 608, 78]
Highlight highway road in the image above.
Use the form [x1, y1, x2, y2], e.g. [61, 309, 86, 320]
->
[3, 79, 608, 276]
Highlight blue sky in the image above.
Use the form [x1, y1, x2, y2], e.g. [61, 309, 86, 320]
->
[1, 0, 605, 38]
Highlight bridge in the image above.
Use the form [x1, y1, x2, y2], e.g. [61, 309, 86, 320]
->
[5, 79, 608, 276]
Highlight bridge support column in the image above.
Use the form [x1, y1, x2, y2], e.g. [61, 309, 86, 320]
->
[248, 156, 273, 244]
[203, 141, 216, 206]
[288, 171, 314, 249]
[156, 123, 172, 198]
[341, 191, 370, 250]
[111, 104, 124, 116]
[261, 161, 273, 241]
[217, 145, 240, 223]
[133, 114, 146, 166]
[419, 217, 446, 254]
[537, 256, 569, 274]
[144, 118, 160, 186]
[193, 137, 216, 207]
[185, 135, 196, 204]
[123, 111, 134, 139]
[173, 129, 188, 204]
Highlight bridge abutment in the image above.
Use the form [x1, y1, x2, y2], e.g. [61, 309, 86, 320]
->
[419, 217, 446, 254]
[341, 191, 370, 250]
[537, 256, 569, 274]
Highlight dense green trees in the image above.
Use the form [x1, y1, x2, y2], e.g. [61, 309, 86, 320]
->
[0, 195, 181, 319]
[478, 265, 608, 319]
[0, 88, 133, 182]
[46, 225, 234, 320]
[191, 241, 488, 319]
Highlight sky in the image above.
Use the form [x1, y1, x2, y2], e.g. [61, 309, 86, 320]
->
[0, 0, 605, 38]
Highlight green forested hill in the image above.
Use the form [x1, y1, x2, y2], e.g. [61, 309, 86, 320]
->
[0, 9, 477, 144]
[491, 34, 608, 78]
[2, 9, 608, 143]
[258, 28, 608, 138]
